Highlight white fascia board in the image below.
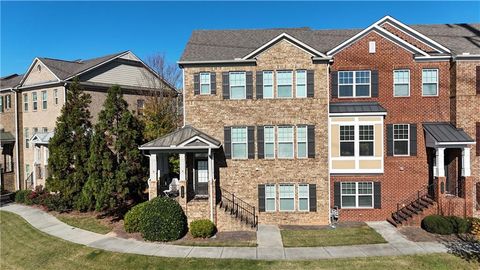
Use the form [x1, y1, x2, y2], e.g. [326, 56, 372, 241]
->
[435, 141, 476, 146]
[139, 145, 220, 151]
[177, 135, 219, 148]
[177, 59, 257, 65]
[415, 55, 452, 62]
[329, 112, 387, 117]
[19, 58, 61, 86]
[242, 33, 328, 60]
[373, 26, 429, 56]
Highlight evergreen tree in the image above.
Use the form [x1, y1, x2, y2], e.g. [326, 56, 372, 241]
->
[46, 79, 92, 206]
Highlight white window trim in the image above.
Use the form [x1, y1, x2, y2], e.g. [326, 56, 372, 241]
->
[263, 71, 274, 99]
[24, 128, 29, 148]
[32, 92, 38, 111]
[339, 125, 355, 157]
[23, 93, 29, 112]
[298, 184, 309, 212]
[199, 72, 211, 95]
[265, 184, 276, 212]
[231, 127, 248, 159]
[264, 126, 275, 159]
[421, 68, 439, 97]
[54, 89, 59, 105]
[359, 125, 375, 157]
[393, 69, 410, 97]
[279, 183, 295, 212]
[41, 90, 47, 110]
[338, 70, 372, 98]
[295, 70, 307, 98]
[0, 96, 3, 113]
[277, 126, 294, 159]
[229, 71, 246, 100]
[340, 182, 374, 209]
[393, 124, 410, 156]
[276, 70, 293, 98]
[296, 125, 308, 159]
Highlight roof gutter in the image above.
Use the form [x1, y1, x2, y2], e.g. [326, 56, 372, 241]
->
[454, 54, 480, 61]
[414, 55, 452, 62]
[12, 86, 20, 190]
[178, 59, 257, 68]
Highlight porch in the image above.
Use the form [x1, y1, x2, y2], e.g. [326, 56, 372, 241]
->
[29, 131, 53, 188]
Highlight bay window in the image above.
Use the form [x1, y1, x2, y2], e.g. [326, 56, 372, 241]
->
[340, 125, 355, 156]
[359, 125, 374, 156]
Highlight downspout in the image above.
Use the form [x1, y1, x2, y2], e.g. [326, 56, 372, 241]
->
[327, 62, 332, 225]
[12, 87, 20, 190]
[63, 82, 68, 103]
[208, 147, 214, 222]
[182, 69, 186, 127]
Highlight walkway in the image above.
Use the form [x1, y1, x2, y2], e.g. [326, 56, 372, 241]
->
[0, 204, 447, 260]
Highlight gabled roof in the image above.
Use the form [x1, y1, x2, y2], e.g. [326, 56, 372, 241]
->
[30, 131, 54, 145]
[140, 125, 221, 150]
[329, 102, 387, 115]
[0, 74, 24, 90]
[423, 123, 474, 144]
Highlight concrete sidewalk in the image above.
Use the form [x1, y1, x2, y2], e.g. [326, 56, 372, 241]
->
[1, 204, 447, 260]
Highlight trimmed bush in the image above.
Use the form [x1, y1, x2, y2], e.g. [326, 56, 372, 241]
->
[15, 190, 32, 204]
[42, 194, 71, 212]
[421, 215, 454, 235]
[190, 219, 216, 238]
[124, 202, 148, 233]
[469, 217, 480, 239]
[447, 216, 471, 234]
[139, 197, 187, 241]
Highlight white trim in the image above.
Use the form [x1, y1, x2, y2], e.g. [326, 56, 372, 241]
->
[279, 183, 296, 212]
[199, 72, 211, 95]
[374, 26, 429, 56]
[231, 126, 248, 159]
[340, 182, 374, 209]
[178, 59, 257, 65]
[298, 183, 310, 212]
[242, 33, 328, 60]
[295, 70, 307, 98]
[421, 68, 439, 97]
[262, 71, 274, 99]
[415, 55, 451, 62]
[229, 71, 247, 100]
[265, 183, 277, 212]
[178, 135, 220, 148]
[296, 125, 308, 159]
[139, 145, 220, 150]
[337, 70, 372, 98]
[434, 141, 476, 146]
[277, 125, 294, 159]
[19, 58, 61, 86]
[393, 69, 410, 97]
[264, 126, 276, 159]
[329, 112, 387, 116]
[393, 124, 410, 156]
[276, 70, 293, 98]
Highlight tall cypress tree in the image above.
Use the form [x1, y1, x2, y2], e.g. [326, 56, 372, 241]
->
[46, 79, 92, 206]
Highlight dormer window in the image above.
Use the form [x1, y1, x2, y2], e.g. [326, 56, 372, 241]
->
[338, 71, 371, 98]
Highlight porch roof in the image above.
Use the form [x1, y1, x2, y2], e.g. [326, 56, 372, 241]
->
[329, 102, 387, 115]
[31, 131, 54, 145]
[0, 131, 15, 144]
[423, 122, 475, 145]
[139, 125, 221, 150]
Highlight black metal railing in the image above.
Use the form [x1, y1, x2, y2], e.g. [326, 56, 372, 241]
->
[220, 188, 257, 228]
[396, 182, 436, 215]
[25, 172, 34, 190]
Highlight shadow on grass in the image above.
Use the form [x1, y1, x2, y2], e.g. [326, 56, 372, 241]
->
[442, 234, 480, 263]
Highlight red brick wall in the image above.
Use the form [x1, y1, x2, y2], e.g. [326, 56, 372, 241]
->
[329, 31, 451, 221]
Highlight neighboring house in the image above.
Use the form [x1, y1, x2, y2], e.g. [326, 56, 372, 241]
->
[0, 51, 176, 191]
[141, 16, 479, 230]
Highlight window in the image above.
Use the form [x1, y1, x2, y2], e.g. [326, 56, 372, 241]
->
[200, 73, 211, 95]
[23, 94, 28, 112]
[54, 89, 58, 105]
[278, 126, 294, 158]
[229, 72, 246, 99]
[41, 90, 47, 110]
[393, 124, 409, 156]
[338, 71, 371, 97]
[297, 126, 307, 158]
[394, 70, 410, 97]
[6, 95, 11, 109]
[265, 184, 276, 212]
[0, 96, 3, 113]
[263, 71, 274, 98]
[359, 125, 374, 156]
[340, 125, 355, 156]
[422, 69, 438, 96]
[279, 184, 294, 211]
[298, 184, 309, 211]
[42, 127, 48, 133]
[32, 92, 38, 111]
[25, 128, 29, 148]
[231, 127, 247, 159]
[341, 182, 373, 208]
[136, 99, 145, 116]
[33, 127, 38, 134]
[296, 70, 307, 98]
[369, 41, 376, 53]
[264, 126, 275, 159]
[277, 71, 293, 98]
[26, 164, 30, 177]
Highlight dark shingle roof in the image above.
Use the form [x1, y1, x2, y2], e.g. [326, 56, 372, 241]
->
[180, 23, 480, 62]
[329, 102, 387, 114]
[423, 122, 474, 143]
[140, 125, 221, 149]
[0, 74, 24, 90]
[0, 131, 15, 143]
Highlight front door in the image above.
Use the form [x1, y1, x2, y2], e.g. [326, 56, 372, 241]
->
[195, 160, 208, 195]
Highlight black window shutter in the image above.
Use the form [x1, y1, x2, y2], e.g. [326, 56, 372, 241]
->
[307, 125, 315, 158]
[210, 72, 216, 95]
[246, 71, 253, 99]
[309, 184, 317, 212]
[222, 72, 230, 99]
[248, 126, 255, 159]
[334, 182, 341, 208]
[256, 71, 263, 99]
[410, 124, 417, 156]
[307, 70, 315, 98]
[193, 73, 200, 95]
[331, 71, 338, 98]
[224, 126, 231, 159]
[257, 126, 264, 159]
[387, 124, 393, 156]
[371, 70, 379, 97]
[476, 66, 480, 95]
[374, 182, 381, 209]
[258, 185, 266, 212]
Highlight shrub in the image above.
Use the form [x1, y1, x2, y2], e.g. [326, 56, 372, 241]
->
[447, 216, 471, 234]
[124, 202, 148, 233]
[421, 215, 454, 235]
[15, 190, 32, 204]
[190, 219, 216, 238]
[139, 197, 187, 241]
[468, 217, 480, 239]
[43, 193, 71, 212]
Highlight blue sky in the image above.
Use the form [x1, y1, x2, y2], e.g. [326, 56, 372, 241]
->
[1, 1, 479, 76]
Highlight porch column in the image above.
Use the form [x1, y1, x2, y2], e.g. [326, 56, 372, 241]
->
[149, 154, 158, 200]
[435, 147, 445, 177]
[179, 153, 186, 181]
[461, 147, 471, 177]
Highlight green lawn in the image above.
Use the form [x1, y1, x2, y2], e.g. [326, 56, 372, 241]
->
[1, 211, 478, 270]
[56, 214, 113, 234]
[281, 225, 387, 247]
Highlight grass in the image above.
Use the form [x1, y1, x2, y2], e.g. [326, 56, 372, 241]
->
[1, 211, 479, 270]
[56, 214, 113, 234]
[281, 224, 387, 247]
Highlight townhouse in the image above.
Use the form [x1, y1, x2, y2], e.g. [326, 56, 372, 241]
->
[0, 51, 175, 191]
[140, 16, 479, 230]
